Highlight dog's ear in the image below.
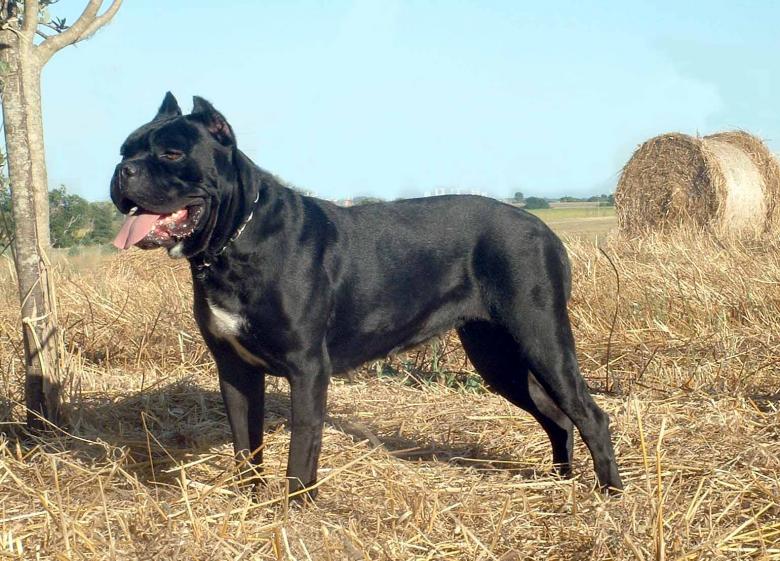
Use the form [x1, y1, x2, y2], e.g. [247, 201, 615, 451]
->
[154, 92, 182, 121]
[191, 96, 235, 146]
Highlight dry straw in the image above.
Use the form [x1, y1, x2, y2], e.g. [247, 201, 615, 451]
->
[615, 130, 780, 237]
[0, 235, 778, 559]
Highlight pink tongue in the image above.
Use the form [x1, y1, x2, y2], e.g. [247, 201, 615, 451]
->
[112, 213, 162, 250]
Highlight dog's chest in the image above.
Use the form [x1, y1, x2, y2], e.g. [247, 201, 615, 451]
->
[207, 300, 245, 337]
[205, 299, 269, 369]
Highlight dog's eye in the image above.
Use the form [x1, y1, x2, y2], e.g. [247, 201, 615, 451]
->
[159, 150, 184, 161]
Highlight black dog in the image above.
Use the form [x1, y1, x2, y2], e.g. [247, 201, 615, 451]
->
[111, 93, 622, 499]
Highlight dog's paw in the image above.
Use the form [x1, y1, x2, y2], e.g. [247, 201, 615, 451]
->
[232, 464, 266, 491]
[600, 483, 624, 497]
[286, 478, 319, 504]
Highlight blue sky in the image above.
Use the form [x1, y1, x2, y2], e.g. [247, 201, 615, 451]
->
[39, 1, 780, 201]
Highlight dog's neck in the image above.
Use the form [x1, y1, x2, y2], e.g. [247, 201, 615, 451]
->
[192, 149, 300, 270]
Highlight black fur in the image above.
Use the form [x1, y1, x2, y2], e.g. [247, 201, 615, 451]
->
[111, 93, 622, 499]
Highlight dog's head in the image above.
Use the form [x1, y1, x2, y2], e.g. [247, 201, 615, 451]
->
[111, 92, 242, 258]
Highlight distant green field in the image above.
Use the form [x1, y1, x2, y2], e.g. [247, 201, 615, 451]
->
[526, 206, 615, 220]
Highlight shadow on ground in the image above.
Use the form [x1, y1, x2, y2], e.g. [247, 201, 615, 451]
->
[8, 378, 553, 486]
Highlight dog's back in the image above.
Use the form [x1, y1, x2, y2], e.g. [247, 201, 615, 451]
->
[311, 195, 571, 370]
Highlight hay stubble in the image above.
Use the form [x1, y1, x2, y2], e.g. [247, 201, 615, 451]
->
[0, 234, 778, 560]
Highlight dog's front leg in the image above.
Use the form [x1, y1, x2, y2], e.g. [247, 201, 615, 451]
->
[215, 352, 265, 486]
[286, 371, 329, 500]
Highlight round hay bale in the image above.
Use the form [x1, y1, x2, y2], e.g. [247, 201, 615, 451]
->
[615, 131, 779, 236]
[706, 130, 780, 230]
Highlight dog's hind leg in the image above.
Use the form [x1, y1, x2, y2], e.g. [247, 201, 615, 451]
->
[457, 321, 574, 476]
[495, 304, 622, 492]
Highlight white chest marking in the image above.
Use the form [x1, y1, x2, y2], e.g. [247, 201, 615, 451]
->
[208, 300, 245, 338]
[207, 301, 269, 369]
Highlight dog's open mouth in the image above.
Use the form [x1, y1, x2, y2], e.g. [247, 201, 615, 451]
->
[113, 204, 204, 250]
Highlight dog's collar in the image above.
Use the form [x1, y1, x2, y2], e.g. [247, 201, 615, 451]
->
[198, 190, 260, 269]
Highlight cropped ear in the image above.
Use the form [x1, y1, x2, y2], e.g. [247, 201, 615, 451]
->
[191, 96, 235, 146]
[154, 92, 182, 121]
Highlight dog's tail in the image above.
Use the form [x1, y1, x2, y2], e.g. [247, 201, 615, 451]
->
[561, 249, 573, 302]
[550, 236, 573, 302]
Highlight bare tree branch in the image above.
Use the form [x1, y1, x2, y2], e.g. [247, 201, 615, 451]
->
[36, 0, 119, 62]
[22, 0, 38, 33]
[79, 0, 121, 41]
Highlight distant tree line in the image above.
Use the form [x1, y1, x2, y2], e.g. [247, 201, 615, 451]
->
[523, 196, 550, 209]
[559, 194, 615, 205]
[511, 192, 615, 209]
[353, 196, 386, 205]
[0, 182, 121, 249]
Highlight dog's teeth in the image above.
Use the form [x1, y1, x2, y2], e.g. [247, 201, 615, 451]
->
[129, 206, 139, 216]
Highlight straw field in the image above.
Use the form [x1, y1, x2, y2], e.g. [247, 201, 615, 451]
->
[527, 207, 616, 243]
[0, 230, 778, 560]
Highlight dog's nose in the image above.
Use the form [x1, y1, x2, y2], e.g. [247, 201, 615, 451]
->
[121, 163, 138, 178]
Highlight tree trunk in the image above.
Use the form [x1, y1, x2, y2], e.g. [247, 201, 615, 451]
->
[0, 28, 61, 428]
[23, 67, 51, 250]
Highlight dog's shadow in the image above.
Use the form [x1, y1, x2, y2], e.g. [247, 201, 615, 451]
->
[54, 378, 541, 485]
